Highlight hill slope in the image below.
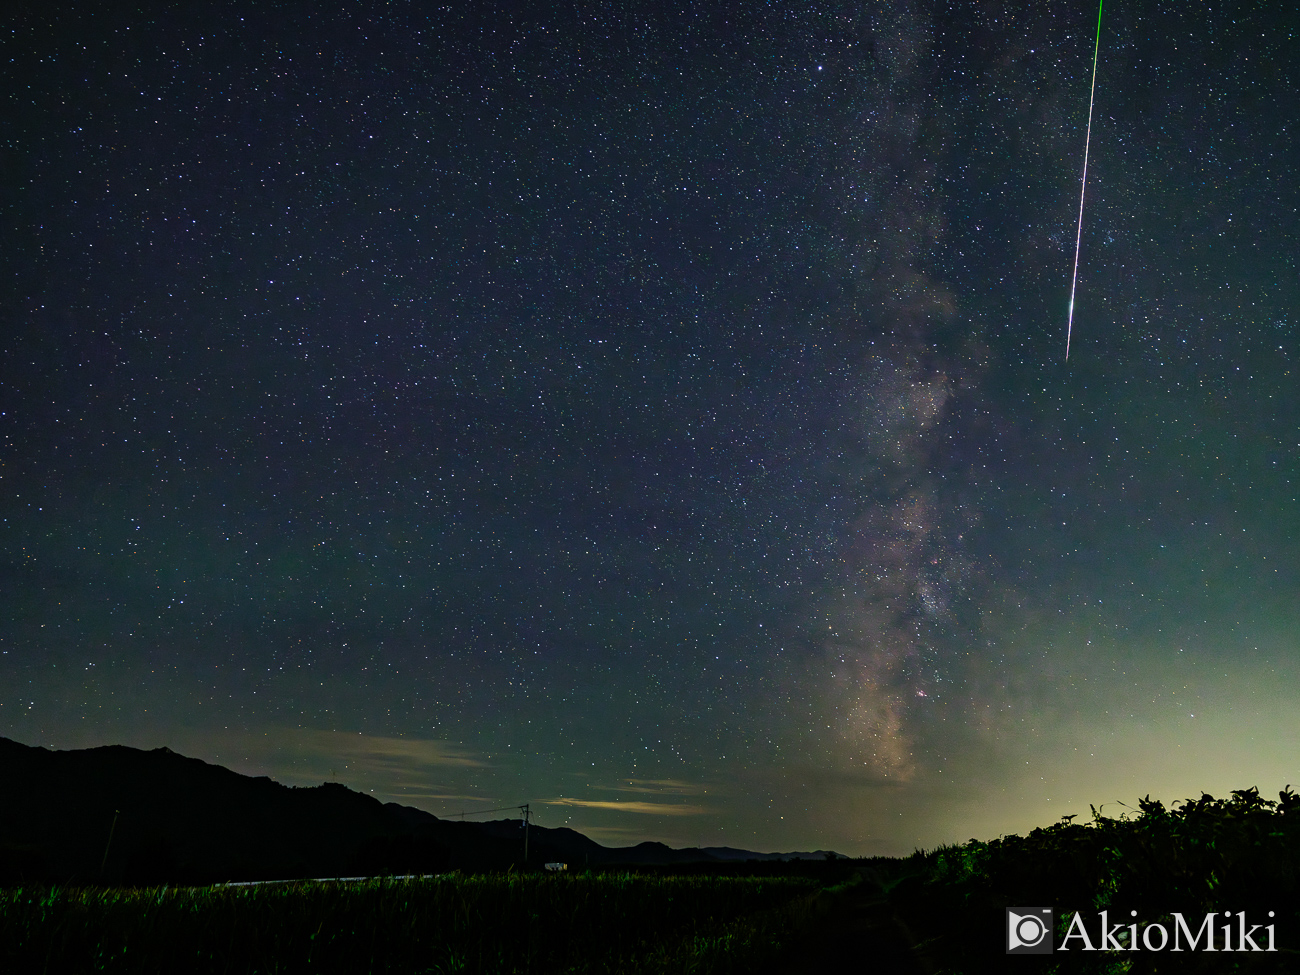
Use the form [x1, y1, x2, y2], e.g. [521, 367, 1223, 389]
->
[0, 737, 819, 883]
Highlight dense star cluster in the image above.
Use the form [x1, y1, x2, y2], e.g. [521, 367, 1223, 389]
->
[3, 2, 1298, 854]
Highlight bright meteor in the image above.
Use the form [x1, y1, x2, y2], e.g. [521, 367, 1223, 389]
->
[1066, 0, 1105, 362]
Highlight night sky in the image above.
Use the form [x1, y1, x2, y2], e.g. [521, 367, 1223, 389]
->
[4, 2, 1299, 856]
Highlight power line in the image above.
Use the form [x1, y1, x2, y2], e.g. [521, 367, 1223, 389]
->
[453, 803, 529, 821]
[451, 802, 532, 866]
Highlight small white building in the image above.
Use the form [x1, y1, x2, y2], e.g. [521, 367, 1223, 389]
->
[544, 862, 568, 872]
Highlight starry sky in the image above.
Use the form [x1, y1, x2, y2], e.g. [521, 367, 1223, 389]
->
[4, 1, 1299, 856]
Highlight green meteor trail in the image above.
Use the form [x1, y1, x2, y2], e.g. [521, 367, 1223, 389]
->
[1066, 0, 1105, 361]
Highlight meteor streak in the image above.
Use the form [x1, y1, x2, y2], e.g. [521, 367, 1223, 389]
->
[1066, 0, 1105, 361]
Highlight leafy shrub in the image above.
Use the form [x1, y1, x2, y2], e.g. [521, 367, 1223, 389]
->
[894, 788, 1300, 973]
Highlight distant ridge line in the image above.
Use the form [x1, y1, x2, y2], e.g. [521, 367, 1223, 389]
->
[0, 737, 839, 884]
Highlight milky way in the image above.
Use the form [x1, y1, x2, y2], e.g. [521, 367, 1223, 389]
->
[806, 1, 990, 782]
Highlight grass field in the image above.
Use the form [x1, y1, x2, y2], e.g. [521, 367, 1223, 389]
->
[0, 872, 824, 974]
[8, 788, 1298, 973]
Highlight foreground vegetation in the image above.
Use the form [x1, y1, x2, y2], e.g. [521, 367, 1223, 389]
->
[7, 788, 1300, 973]
[887, 787, 1300, 973]
[0, 872, 824, 974]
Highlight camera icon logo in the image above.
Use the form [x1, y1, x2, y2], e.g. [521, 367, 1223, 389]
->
[1006, 907, 1054, 954]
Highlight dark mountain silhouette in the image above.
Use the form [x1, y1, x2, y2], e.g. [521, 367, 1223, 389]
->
[0, 737, 828, 884]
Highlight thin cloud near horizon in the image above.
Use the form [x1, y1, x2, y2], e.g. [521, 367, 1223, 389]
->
[543, 798, 712, 816]
[296, 730, 488, 769]
[595, 778, 711, 796]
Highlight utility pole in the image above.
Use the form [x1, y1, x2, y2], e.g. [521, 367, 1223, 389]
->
[447, 802, 533, 867]
[100, 809, 120, 877]
[520, 803, 530, 867]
